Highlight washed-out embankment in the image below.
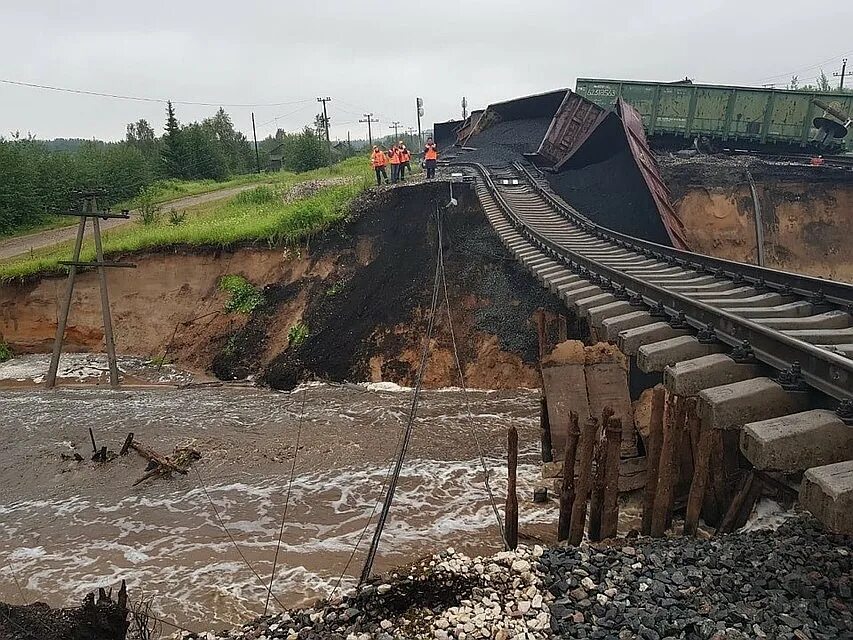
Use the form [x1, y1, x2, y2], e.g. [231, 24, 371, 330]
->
[0, 181, 565, 389]
[659, 156, 853, 282]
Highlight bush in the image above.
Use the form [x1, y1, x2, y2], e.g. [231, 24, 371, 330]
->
[0, 341, 12, 362]
[168, 208, 186, 225]
[287, 322, 309, 348]
[219, 274, 263, 313]
[136, 186, 162, 225]
[234, 185, 277, 206]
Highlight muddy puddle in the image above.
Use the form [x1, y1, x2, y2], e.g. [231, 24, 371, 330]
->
[0, 381, 556, 630]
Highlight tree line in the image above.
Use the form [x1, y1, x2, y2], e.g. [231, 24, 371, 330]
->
[0, 103, 355, 235]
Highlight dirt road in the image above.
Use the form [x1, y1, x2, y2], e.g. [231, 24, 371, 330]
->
[0, 185, 259, 262]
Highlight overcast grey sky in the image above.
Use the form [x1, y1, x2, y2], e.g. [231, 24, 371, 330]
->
[1, 0, 850, 142]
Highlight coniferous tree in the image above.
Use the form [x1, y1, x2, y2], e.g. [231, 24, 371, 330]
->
[161, 100, 184, 178]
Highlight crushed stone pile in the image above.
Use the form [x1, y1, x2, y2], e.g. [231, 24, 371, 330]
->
[171, 545, 554, 640]
[170, 517, 850, 640]
[539, 517, 851, 640]
[282, 177, 357, 204]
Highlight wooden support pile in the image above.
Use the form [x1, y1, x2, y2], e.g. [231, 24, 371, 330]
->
[505, 426, 519, 550]
[555, 407, 624, 545]
[640, 387, 769, 538]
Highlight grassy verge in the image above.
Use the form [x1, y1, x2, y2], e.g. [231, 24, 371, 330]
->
[113, 173, 276, 210]
[0, 157, 373, 282]
[0, 173, 277, 242]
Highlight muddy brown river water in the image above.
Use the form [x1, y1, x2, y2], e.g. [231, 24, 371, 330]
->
[0, 383, 555, 631]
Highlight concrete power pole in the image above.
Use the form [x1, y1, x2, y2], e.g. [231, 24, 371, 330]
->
[359, 113, 377, 147]
[317, 97, 332, 166]
[416, 97, 424, 146]
[462, 96, 468, 120]
[834, 58, 848, 90]
[390, 121, 401, 140]
[251, 112, 260, 174]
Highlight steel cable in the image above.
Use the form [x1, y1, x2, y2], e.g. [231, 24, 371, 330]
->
[436, 206, 507, 548]
[192, 467, 287, 611]
[357, 212, 444, 584]
[263, 384, 308, 615]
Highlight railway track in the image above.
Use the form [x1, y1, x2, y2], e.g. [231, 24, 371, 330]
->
[458, 158, 853, 531]
[458, 160, 853, 407]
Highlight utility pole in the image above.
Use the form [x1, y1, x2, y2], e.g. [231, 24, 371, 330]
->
[416, 97, 424, 147]
[389, 121, 401, 140]
[359, 113, 377, 147]
[317, 97, 332, 166]
[462, 96, 468, 120]
[834, 58, 848, 90]
[251, 112, 260, 174]
[47, 190, 135, 389]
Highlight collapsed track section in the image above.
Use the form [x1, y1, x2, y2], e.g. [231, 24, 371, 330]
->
[460, 161, 853, 405]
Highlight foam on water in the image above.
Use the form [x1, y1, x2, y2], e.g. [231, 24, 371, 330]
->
[741, 499, 797, 532]
[0, 384, 549, 630]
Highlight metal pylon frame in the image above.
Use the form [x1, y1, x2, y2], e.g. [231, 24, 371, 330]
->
[46, 190, 135, 388]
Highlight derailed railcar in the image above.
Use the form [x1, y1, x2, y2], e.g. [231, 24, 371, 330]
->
[576, 78, 853, 152]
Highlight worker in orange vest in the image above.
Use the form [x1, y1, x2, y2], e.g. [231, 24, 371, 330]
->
[424, 138, 438, 179]
[371, 146, 389, 186]
[399, 142, 411, 181]
[388, 143, 402, 184]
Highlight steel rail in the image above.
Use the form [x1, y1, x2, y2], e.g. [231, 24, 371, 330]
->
[510, 161, 853, 310]
[460, 161, 853, 402]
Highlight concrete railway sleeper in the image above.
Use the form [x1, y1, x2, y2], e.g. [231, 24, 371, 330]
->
[459, 160, 853, 403]
[458, 160, 853, 534]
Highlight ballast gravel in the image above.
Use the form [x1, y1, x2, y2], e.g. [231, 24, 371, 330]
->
[172, 517, 851, 640]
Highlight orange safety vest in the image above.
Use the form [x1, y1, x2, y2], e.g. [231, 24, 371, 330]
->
[401, 148, 411, 162]
[389, 148, 402, 164]
[371, 150, 387, 168]
[424, 144, 437, 160]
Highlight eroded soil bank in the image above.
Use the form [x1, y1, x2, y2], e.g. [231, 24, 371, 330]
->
[0, 182, 564, 388]
[660, 155, 853, 282]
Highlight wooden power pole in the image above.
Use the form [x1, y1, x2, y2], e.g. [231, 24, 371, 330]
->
[834, 58, 848, 90]
[317, 97, 332, 166]
[46, 190, 136, 388]
[359, 113, 377, 147]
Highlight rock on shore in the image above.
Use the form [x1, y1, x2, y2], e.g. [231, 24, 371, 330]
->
[174, 545, 553, 640]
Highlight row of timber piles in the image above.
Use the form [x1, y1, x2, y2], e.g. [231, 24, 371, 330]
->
[537, 334, 806, 541]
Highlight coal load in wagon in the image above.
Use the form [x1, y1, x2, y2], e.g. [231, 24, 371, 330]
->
[547, 114, 673, 245]
[459, 90, 567, 167]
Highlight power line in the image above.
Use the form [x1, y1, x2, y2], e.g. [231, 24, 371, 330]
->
[0, 78, 313, 108]
[256, 104, 316, 130]
[751, 49, 853, 85]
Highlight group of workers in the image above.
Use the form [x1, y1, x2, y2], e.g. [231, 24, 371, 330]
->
[370, 138, 438, 186]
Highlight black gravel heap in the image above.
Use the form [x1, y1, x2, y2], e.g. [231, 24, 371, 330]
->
[538, 517, 852, 640]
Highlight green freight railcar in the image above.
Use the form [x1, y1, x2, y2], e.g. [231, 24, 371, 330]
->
[575, 78, 853, 152]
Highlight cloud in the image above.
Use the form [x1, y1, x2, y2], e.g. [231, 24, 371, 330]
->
[0, 0, 850, 141]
